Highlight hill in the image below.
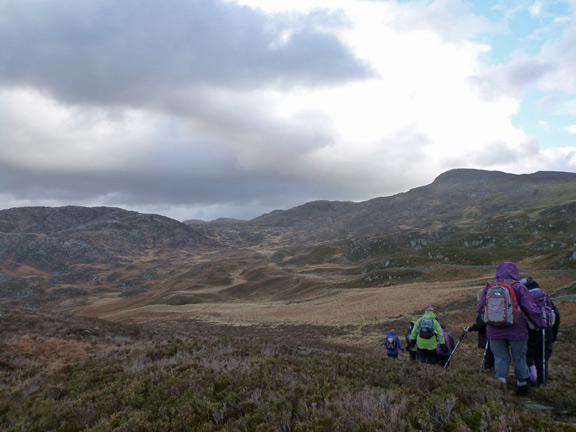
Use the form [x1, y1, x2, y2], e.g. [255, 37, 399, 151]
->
[251, 169, 576, 233]
[0, 169, 575, 316]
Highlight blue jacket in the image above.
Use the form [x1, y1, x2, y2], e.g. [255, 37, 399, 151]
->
[385, 331, 403, 355]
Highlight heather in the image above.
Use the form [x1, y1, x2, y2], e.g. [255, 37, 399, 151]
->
[1, 307, 575, 431]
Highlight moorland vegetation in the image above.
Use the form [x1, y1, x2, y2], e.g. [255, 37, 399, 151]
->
[1, 169, 576, 430]
[1, 295, 576, 431]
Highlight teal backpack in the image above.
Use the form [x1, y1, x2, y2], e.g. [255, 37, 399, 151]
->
[418, 316, 435, 339]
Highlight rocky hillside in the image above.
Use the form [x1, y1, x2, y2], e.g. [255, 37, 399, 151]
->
[0, 206, 213, 272]
[0, 206, 217, 310]
[250, 169, 576, 233]
[1, 169, 575, 313]
[191, 169, 576, 269]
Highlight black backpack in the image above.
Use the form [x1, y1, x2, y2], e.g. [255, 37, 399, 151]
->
[386, 336, 397, 350]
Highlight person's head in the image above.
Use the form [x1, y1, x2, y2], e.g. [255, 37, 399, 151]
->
[425, 307, 434, 313]
[495, 262, 520, 280]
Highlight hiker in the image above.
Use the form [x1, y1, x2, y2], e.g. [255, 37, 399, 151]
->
[405, 321, 418, 361]
[410, 308, 446, 365]
[522, 278, 560, 386]
[436, 323, 455, 367]
[477, 262, 546, 396]
[464, 313, 494, 370]
[384, 329, 403, 358]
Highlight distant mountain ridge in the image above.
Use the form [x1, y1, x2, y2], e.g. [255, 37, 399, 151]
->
[247, 169, 576, 235]
[1, 168, 575, 312]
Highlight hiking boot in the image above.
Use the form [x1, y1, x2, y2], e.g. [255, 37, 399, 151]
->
[516, 385, 529, 397]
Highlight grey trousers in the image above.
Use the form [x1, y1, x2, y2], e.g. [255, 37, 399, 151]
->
[489, 338, 529, 386]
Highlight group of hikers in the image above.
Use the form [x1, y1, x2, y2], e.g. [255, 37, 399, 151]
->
[384, 262, 561, 396]
[384, 311, 457, 368]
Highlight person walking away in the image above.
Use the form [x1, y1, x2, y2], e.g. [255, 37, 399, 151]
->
[522, 278, 561, 386]
[437, 323, 455, 367]
[410, 308, 446, 365]
[465, 313, 494, 370]
[405, 321, 418, 361]
[384, 329, 403, 358]
[477, 262, 546, 396]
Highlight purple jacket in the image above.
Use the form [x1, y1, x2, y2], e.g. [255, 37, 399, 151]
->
[476, 262, 546, 340]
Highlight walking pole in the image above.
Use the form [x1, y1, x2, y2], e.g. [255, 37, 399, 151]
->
[542, 328, 546, 385]
[443, 330, 466, 369]
[479, 340, 489, 373]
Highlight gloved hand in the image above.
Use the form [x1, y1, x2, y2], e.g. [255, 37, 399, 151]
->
[440, 343, 447, 352]
[463, 326, 469, 332]
[410, 340, 416, 348]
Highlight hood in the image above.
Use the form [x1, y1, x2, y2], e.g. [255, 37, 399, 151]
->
[423, 311, 436, 319]
[495, 262, 519, 280]
[525, 279, 540, 289]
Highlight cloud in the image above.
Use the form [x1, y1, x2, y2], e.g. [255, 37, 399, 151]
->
[507, 60, 554, 88]
[539, 25, 576, 93]
[529, 1, 543, 17]
[0, 0, 575, 221]
[0, 0, 372, 106]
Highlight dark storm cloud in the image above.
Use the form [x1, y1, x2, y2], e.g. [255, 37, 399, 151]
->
[0, 0, 373, 107]
[0, 155, 349, 214]
[0, 0, 374, 220]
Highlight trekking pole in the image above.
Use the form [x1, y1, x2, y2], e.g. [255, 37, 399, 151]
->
[542, 328, 546, 386]
[443, 330, 467, 369]
[479, 340, 489, 373]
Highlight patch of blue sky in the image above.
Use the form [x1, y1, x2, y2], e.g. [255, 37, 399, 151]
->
[511, 88, 576, 149]
[467, 0, 571, 64]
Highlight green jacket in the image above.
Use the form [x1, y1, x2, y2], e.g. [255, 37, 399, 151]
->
[410, 311, 445, 350]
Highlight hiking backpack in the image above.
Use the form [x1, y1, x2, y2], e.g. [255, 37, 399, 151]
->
[436, 328, 450, 354]
[406, 321, 415, 344]
[483, 280, 522, 328]
[386, 336, 397, 351]
[528, 288, 555, 328]
[418, 316, 436, 339]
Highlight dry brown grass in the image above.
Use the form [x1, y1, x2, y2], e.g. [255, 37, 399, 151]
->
[60, 245, 575, 333]
[81, 277, 488, 326]
[555, 301, 576, 326]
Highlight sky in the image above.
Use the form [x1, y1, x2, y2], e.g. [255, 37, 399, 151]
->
[1, 0, 575, 222]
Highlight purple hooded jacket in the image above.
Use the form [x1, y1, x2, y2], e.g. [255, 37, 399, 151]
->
[476, 262, 546, 340]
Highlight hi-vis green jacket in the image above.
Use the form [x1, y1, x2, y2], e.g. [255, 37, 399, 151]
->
[410, 311, 445, 350]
